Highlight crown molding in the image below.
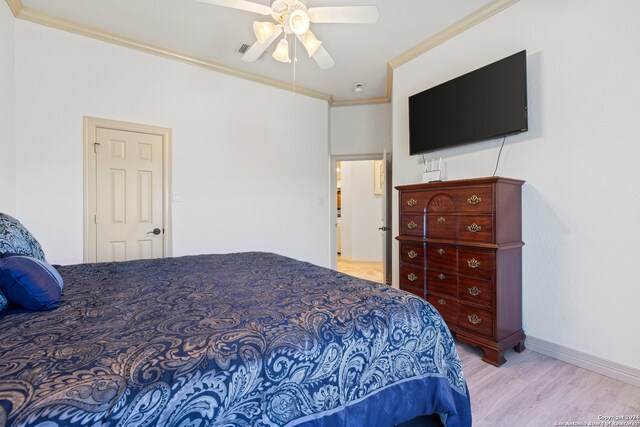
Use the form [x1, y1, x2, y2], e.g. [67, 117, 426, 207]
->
[6, 0, 520, 108]
[14, 6, 333, 103]
[332, 97, 390, 108]
[386, 63, 394, 101]
[329, 0, 519, 108]
[388, 0, 521, 70]
[6, 0, 22, 17]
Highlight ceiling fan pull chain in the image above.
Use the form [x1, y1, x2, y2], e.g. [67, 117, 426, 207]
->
[293, 35, 297, 93]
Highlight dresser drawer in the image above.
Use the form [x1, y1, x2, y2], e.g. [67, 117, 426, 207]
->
[427, 270, 457, 298]
[400, 243, 425, 265]
[458, 249, 494, 280]
[459, 277, 493, 308]
[458, 304, 493, 338]
[401, 192, 428, 213]
[426, 245, 457, 271]
[451, 186, 493, 213]
[458, 215, 493, 243]
[400, 214, 424, 237]
[426, 214, 457, 239]
[427, 294, 458, 326]
[397, 178, 524, 366]
[400, 265, 425, 297]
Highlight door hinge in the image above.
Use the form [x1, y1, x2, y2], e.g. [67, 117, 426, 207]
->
[93, 142, 101, 153]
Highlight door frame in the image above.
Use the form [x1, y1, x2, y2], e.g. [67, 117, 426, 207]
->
[83, 116, 173, 262]
[330, 154, 387, 272]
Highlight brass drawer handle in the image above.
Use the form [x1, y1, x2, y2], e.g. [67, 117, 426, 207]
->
[407, 250, 418, 259]
[468, 314, 482, 324]
[407, 273, 418, 282]
[467, 195, 482, 205]
[467, 223, 482, 233]
[437, 273, 446, 281]
[437, 248, 445, 255]
[407, 221, 418, 230]
[468, 286, 481, 296]
[438, 298, 446, 306]
[407, 198, 417, 207]
[467, 258, 481, 268]
[437, 217, 446, 223]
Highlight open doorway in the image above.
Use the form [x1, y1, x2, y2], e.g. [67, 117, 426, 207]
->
[335, 159, 387, 284]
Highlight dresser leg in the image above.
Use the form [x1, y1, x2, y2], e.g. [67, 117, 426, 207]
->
[514, 340, 526, 353]
[481, 347, 506, 366]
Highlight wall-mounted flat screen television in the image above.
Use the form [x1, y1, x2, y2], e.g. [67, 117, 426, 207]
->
[409, 50, 528, 155]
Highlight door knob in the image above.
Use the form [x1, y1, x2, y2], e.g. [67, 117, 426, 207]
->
[147, 228, 161, 235]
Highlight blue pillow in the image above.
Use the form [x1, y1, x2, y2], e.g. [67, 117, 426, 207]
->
[0, 213, 46, 261]
[0, 290, 8, 313]
[0, 255, 63, 311]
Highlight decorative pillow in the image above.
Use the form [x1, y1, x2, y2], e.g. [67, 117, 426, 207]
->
[0, 213, 46, 261]
[0, 290, 8, 313]
[0, 255, 63, 311]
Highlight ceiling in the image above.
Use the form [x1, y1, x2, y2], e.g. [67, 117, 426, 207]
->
[17, 0, 498, 103]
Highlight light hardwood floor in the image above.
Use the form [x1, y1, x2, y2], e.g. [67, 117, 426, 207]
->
[337, 256, 384, 284]
[336, 257, 640, 424]
[457, 341, 640, 426]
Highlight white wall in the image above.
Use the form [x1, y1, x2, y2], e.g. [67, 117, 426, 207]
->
[392, 0, 640, 370]
[14, 20, 330, 267]
[340, 160, 382, 262]
[0, 2, 15, 215]
[328, 104, 391, 268]
[330, 104, 391, 156]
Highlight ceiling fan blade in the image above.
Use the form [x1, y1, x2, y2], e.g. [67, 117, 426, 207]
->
[295, 30, 322, 57]
[308, 6, 379, 24]
[242, 26, 283, 62]
[197, 0, 271, 15]
[311, 45, 335, 70]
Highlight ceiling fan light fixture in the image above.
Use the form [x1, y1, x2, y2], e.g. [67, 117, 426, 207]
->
[289, 9, 310, 35]
[302, 32, 322, 57]
[253, 21, 277, 44]
[272, 38, 291, 63]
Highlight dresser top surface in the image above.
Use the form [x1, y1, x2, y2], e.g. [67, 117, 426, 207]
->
[395, 176, 525, 191]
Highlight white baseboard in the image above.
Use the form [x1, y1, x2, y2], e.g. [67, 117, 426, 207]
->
[525, 336, 640, 387]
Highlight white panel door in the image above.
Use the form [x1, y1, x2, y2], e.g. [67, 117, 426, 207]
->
[95, 128, 164, 262]
[381, 151, 392, 285]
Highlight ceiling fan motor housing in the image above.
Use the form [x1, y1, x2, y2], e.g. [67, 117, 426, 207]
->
[271, 0, 308, 34]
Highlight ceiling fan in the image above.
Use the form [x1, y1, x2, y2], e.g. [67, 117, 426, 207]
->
[197, 0, 379, 69]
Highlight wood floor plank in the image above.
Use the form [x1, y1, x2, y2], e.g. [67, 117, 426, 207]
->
[333, 265, 640, 423]
[337, 256, 384, 283]
[455, 340, 640, 426]
[480, 362, 584, 425]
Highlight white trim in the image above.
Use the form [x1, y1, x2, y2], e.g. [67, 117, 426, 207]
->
[526, 336, 640, 387]
[5, 0, 520, 106]
[387, 0, 521, 70]
[6, 0, 22, 17]
[83, 116, 173, 263]
[330, 154, 384, 270]
[14, 7, 332, 104]
[332, 97, 390, 108]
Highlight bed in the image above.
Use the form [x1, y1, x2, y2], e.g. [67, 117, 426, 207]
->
[0, 252, 471, 426]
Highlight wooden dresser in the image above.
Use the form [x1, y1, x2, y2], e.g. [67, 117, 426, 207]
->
[396, 176, 525, 366]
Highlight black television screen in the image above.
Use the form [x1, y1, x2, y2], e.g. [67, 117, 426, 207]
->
[409, 50, 528, 155]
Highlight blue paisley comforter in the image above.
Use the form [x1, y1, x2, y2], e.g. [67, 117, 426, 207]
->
[0, 252, 470, 427]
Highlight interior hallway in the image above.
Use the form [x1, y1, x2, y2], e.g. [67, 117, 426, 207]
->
[337, 255, 384, 284]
